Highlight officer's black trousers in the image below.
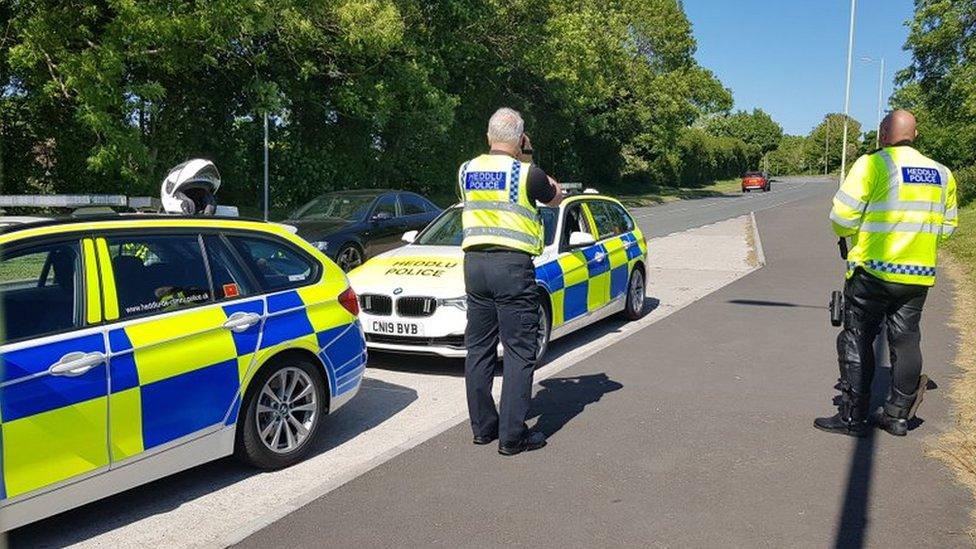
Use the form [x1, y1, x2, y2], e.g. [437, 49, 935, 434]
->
[837, 268, 928, 402]
[464, 250, 540, 445]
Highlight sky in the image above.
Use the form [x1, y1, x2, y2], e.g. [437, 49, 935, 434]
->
[683, 0, 915, 136]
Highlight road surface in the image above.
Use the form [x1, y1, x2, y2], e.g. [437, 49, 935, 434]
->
[632, 176, 831, 237]
[13, 176, 967, 547]
[237, 179, 969, 548]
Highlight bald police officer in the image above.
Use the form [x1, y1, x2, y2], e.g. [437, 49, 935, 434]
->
[815, 110, 959, 437]
[460, 108, 563, 455]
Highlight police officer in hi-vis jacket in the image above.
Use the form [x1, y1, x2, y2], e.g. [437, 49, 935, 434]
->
[459, 107, 563, 455]
[815, 109, 959, 437]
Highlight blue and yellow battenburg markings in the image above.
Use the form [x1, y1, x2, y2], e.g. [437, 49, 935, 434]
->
[535, 229, 646, 328]
[0, 286, 365, 500]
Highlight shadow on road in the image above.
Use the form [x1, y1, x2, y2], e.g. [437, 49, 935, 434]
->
[529, 373, 623, 439]
[832, 359, 935, 547]
[727, 298, 826, 310]
[10, 378, 418, 548]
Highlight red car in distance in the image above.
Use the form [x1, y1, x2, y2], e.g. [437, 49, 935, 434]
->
[742, 171, 770, 193]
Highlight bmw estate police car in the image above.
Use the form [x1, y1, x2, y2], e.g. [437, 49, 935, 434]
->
[0, 215, 366, 530]
[348, 192, 647, 358]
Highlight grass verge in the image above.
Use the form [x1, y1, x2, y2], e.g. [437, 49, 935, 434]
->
[611, 178, 743, 208]
[930, 203, 976, 536]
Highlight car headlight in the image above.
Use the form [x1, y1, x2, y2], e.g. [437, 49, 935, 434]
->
[438, 296, 467, 311]
[311, 241, 329, 252]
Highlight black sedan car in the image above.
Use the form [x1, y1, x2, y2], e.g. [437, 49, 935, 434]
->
[285, 190, 442, 271]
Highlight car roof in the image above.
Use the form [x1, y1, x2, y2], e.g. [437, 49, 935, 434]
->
[0, 214, 288, 244]
[317, 189, 396, 196]
[446, 193, 626, 211]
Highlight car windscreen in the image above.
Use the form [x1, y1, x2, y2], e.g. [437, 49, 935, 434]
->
[415, 207, 558, 247]
[291, 194, 376, 221]
[744, 172, 763, 177]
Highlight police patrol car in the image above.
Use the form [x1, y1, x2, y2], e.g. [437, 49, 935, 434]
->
[348, 190, 647, 358]
[0, 168, 366, 530]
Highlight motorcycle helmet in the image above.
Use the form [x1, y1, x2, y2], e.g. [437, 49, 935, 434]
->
[160, 159, 221, 215]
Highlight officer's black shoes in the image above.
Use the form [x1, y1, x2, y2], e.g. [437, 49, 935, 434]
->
[498, 431, 547, 456]
[871, 381, 923, 436]
[871, 407, 909, 436]
[814, 413, 871, 437]
[473, 433, 498, 445]
[814, 394, 871, 437]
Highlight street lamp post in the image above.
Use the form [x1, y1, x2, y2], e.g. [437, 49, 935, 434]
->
[263, 111, 269, 221]
[824, 116, 830, 175]
[840, 0, 856, 186]
[861, 56, 886, 149]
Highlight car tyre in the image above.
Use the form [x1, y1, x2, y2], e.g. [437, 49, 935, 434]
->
[236, 356, 327, 470]
[535, 299, 552, 362]
[336, 243, 364, 272]
[620, 268, 646, 321]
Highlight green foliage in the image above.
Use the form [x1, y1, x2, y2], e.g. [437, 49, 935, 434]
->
[894, 0, 976, 170]
[767, 135, 809, 175]
[956, 166, 976, 207]
[805, 113, 862, 175]
[0, 0, 740, 210]
[668, 127, 760, 186]
[703, 108, 783, 154]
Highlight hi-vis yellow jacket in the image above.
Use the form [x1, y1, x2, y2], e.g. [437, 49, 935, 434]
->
[830, 145, 958, 286]
[458, 154, 544, 256]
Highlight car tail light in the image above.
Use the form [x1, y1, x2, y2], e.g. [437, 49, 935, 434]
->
[339, 287, 360, 316]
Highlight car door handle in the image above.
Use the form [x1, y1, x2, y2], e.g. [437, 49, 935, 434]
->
[49, 351, 106, 377]
[223, 312, 262, 333]
[594, 252, 607, 263]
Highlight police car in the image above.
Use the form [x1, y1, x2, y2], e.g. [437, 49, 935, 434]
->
[0, 215, 367, 530]
[348, 191, 647, 358]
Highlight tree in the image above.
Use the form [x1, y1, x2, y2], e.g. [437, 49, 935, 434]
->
[805, 113, 862, 175]
[767, 135, 810, 175]
[0, 0, 733, 209]
[893, 0, 976, 204]
[703, 108, 783, 154]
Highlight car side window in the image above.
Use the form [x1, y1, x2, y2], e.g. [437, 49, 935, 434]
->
[605, 202, 635, 234]
[400, 193, 429, 216]
[0, 240, 83, 342]
[372, 194, 397, 219]
[227, 235, 317, 292]
[203, 235, 254, 301]
[587, 201, 630, 240]
[107, 234, 213, 318]
[560, 203, 594, 247]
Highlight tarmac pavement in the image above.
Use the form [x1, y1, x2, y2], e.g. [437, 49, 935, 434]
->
[10, 200, 763, 548]
[238, 182, 970, 548]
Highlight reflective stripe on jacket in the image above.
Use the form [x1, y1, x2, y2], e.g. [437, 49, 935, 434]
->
[459, 154, 544, 255]
[830, 146, 958, 286]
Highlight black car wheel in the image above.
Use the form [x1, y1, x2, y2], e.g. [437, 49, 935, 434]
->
[236, 356, 326, 469]
[619, 268, 645, 320]
[336, 244, 364, 272]
[536, 300, 552, 362]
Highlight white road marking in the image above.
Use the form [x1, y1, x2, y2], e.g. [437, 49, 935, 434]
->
[24, 216, 764, 549]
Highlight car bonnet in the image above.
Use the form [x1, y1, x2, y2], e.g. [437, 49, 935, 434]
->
[347, 245, 465, 297]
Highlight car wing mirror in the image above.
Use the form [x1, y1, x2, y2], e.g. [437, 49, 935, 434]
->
[372, 211, 394, 221]
[402, 230, 418, 243]
[568, 231, 596, 247]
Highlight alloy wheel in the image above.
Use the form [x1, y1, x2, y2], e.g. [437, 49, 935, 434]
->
[337, 246, 363, 272]
[629, 270, 645, 315]
[256, 367, 318, 454]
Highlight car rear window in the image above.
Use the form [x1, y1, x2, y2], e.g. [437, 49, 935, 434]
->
[227, 235, 318, 292]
